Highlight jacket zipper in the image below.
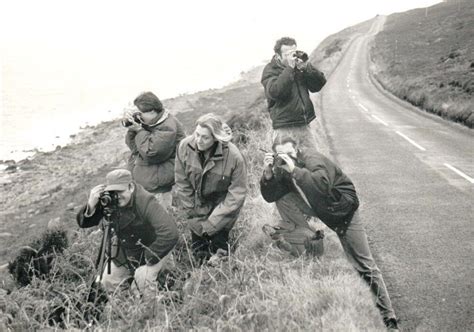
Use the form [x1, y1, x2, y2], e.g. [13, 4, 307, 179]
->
[294, 74, 308, 124]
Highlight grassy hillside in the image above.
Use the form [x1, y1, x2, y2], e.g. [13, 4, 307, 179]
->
[371, 0, 474, 128]
[310, 18, 374, 77]
[0, 19, 387, 330]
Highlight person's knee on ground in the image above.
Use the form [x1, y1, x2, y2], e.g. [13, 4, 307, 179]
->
[263, 224, 324, 257]
[98, 261, 133, 293]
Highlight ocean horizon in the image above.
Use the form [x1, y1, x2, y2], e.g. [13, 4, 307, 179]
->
[0, 49, 250, 164]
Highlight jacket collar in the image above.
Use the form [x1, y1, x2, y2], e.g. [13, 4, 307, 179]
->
[271, 54, 286, 70]
[187, 138, 226, 161]
[142, 109, 170, 130]
[295, 149, 306, 168]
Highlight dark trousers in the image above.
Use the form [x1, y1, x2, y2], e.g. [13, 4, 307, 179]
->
[191, 229, 230, 262]
[276, 192, 396, 320]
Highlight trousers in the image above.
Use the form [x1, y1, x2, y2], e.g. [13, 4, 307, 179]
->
[275, 192, 396, 320]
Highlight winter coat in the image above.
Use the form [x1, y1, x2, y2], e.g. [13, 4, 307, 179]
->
[261, 56, 326, 129]
[260, 149, 359, 230]
[125, 110, 186, 193]
[77, 183, 178, 266]
[175, 135, 247, 231]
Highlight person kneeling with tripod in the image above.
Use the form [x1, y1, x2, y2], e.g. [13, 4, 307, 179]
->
[77, 169, 178, 293]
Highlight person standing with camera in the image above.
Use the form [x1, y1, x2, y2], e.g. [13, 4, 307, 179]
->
[259, 137, 399, 330]
[124, 91, 186, 209]
[174, 113, 247, 263]
[77, 169, 179, 293]
[261, 37, 326, 148]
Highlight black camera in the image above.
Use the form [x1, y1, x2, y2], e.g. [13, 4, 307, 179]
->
[273, 154, 287, 168]
[121, 112, 142, 127]
[99, 191, 119, 209]
[293, 50, 309, 62]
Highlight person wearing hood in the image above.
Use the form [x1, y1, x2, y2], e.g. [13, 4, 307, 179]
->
[175, 113, 247, 263]
[125, 92, 186, 209]
[261, 37, 326, 148]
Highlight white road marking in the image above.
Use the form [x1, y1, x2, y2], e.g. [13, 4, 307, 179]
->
[444, 163, 474, 184]
[358, 103, 369, 112]
[371, 115, 388, 126]
[395, 131, 426, 151]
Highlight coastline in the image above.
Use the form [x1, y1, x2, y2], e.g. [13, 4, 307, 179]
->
[0, 67, 264, 261]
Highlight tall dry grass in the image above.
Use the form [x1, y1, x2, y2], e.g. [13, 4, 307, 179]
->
[1, 111, 385, 331]
[1, 16, 389, 330]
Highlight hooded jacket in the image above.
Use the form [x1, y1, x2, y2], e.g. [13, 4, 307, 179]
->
[77, 183, 178, 266]
[261, 56, 326, 129]
[260, 149, 359, 230]
[175, 135, 247, 231]
[126, 110, 186, 193]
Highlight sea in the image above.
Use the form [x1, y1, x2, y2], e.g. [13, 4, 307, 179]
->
[0, 49, 248, 167]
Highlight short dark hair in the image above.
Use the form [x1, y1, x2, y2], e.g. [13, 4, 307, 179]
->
[134, 92, 163, 113]
[273, 37, 297, 55]
[272, 136, 297, 152]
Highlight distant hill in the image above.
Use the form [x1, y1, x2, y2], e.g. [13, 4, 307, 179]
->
[370, 0, 473, 128]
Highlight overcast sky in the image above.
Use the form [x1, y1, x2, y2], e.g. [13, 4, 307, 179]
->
[1, 0, 441, 97]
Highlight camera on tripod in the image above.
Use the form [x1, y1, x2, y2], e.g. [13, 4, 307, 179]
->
[121, 112, 142, 127]
[99, 191, 119, 210]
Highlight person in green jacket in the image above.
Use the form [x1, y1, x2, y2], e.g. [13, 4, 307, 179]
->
[175, 113, 247, 262]
[261, 37, 326, 148]
[260, 136, 399, 330]
[125, 91, 186, 209]
[77, 169, 178, 292]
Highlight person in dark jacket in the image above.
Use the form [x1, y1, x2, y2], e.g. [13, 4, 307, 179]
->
[77, 169, 179, 292]
[259, 136, 399, 330]
[125, 92, 186, 209]
[261, 37, 326, 148]
[175, 113, 247, 262]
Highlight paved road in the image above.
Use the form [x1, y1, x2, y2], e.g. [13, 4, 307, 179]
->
[319, 17, 474, 331]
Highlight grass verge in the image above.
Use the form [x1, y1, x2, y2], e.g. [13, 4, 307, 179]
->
[370, 0, 474, 128]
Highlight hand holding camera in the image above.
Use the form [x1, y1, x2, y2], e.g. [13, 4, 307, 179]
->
[274, 153, 295, 174]
[263, 152, 275, 180]
[293, 50, 309, 71]
[122, 109, 143, 130]
[87, 184, 107, 211]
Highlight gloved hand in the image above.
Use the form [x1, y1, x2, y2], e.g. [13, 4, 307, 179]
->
[133, 262, 163, 292]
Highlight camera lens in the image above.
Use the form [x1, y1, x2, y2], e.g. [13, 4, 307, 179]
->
[121, 119, 133, 127]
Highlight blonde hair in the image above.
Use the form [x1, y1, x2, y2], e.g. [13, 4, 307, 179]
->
[195, 113, 232, 143]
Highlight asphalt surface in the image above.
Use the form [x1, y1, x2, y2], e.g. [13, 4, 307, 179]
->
[319, 17, 474, 331]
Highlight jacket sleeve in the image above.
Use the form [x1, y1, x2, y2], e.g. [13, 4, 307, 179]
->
[76, 204, 103, 228]
[134, 124, 177, 164]
[208, 153, 247, 231]
[174, 140, 195, 213]
[260, 174, 290, 203]
[261, 66, 294, 101]
[125, 129, 138, 152]
[142, 199, 179, 265]
[303, 64, 326, 93]
[292, 166, 330, 198]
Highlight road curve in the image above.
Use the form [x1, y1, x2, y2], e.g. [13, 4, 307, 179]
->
[318, 17, 474, 331]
